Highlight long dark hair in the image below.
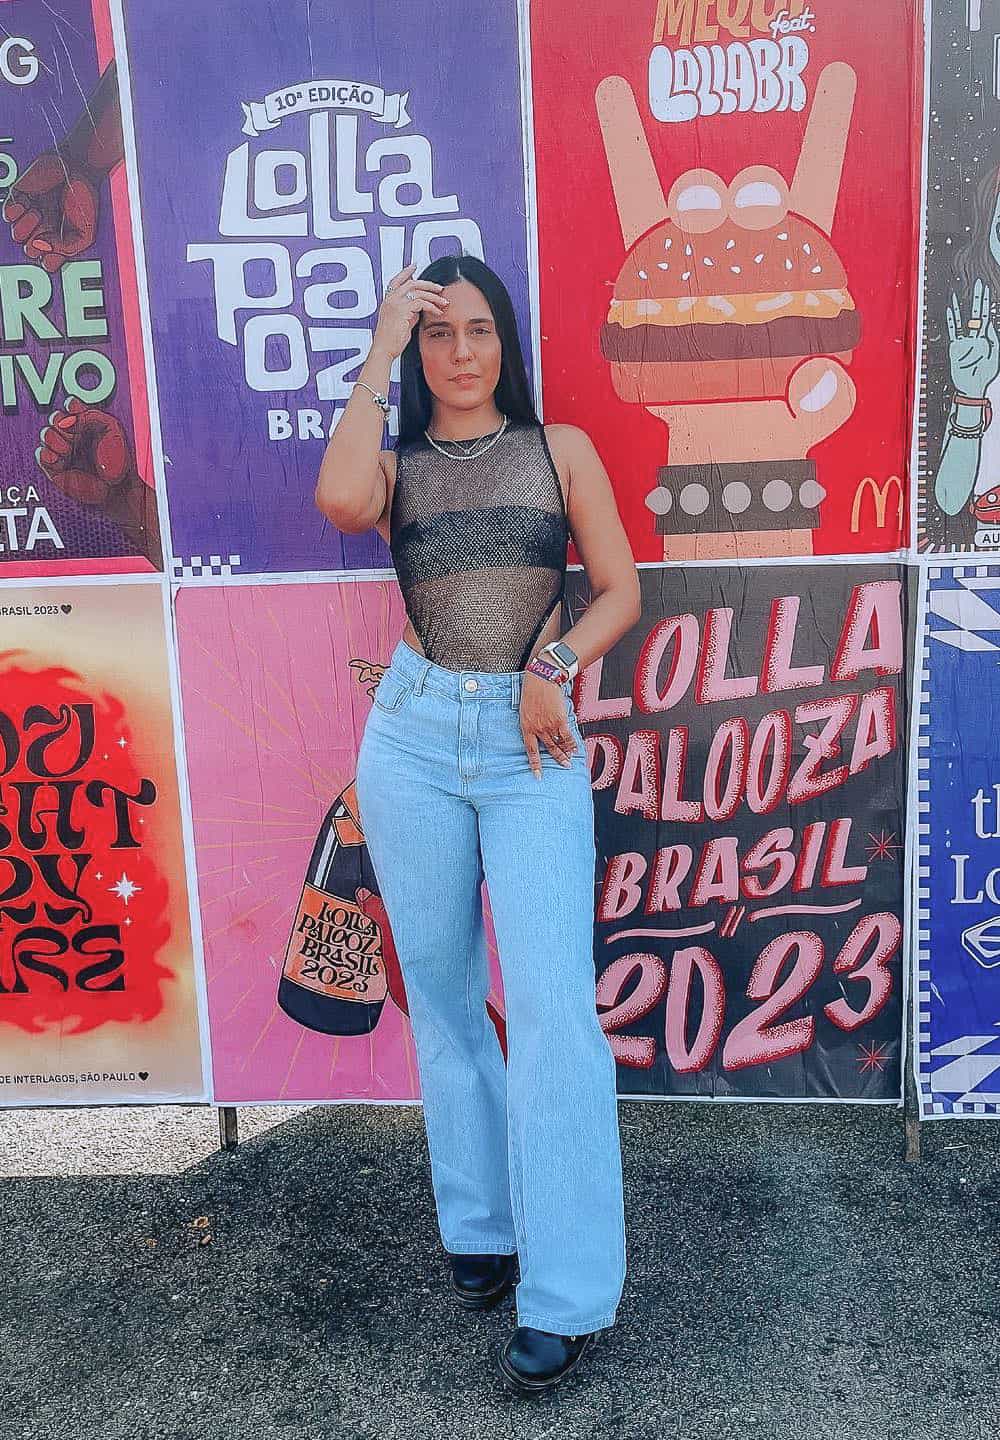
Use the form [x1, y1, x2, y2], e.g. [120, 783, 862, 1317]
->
[396, 254, 539, 448]
[955, 161, 1000, 304]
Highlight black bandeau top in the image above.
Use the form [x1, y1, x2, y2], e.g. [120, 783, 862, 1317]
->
[388, 421, 569, 674]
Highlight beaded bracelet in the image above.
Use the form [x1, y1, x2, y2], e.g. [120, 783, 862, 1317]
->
[354, 380, 390, 417]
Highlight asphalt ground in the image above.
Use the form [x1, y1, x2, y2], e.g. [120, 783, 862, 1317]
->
[1, 1100, 997, 1440]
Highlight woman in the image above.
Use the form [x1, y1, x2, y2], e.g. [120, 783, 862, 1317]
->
[315, 253, 641, 1396]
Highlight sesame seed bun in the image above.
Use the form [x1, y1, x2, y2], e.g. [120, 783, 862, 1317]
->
[600, 214, 860, 403]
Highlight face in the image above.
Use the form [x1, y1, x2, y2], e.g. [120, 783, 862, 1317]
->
[417, 279, 503, 410]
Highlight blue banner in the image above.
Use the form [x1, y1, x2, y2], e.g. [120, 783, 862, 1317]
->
[916, 565, 1000, 1117]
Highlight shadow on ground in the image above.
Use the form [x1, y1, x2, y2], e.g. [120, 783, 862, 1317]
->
[2, 1103, 998, 1440]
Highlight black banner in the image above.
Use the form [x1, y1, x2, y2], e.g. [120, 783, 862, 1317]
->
[566, 563, 906, 1100]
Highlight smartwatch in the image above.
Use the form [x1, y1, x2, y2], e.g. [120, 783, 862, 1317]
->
[539, 640, 579, 680]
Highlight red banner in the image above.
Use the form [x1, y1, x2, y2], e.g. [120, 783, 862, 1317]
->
[531, 0, 919, 560]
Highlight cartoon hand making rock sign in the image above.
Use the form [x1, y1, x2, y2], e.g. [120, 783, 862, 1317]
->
[596, 63, 859, 559]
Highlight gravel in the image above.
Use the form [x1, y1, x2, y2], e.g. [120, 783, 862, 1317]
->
[1, 1100, 997, 1440]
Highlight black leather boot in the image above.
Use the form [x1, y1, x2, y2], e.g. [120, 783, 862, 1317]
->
[497, 1326, 596, 1395]
[448, 1252, 517, 1310]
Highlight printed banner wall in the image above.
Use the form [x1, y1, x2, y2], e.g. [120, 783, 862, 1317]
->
[916, 0, 1000, 555]
[914, 565, 1000, 1117]
[569, 564, 906, 1099]
[531, 0, 918, 563]
[0, 0, 162, 577]
[177, 568, 906, 1105]
[0, 581, 204, 1106]
[2, 0, 993, 1119]
[118, 0, 532, 579]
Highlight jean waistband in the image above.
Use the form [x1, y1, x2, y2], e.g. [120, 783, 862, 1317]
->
[389, 638, 572, 707]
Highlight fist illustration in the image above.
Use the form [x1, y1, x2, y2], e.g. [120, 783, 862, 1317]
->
[37, 397, 134, 505]
[4, 152, 100, 271]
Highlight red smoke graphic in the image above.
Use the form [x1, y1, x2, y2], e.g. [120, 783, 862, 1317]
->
[0, 656, 173, 1035]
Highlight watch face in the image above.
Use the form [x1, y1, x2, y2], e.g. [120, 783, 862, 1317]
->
[548, 641, 577, 667]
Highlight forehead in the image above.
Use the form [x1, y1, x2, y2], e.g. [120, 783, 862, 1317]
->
[420, 278, 494, 325]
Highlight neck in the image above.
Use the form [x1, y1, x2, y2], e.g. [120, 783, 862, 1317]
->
[428, 399, 504, 440]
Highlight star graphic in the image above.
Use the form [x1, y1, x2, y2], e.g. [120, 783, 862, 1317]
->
[857, 1041, 891, 1074]
[109, 873, 142, 906]
[116, 736, 128, 749]
[865, 830, 901, 862]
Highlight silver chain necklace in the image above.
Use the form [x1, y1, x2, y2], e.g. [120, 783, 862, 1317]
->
[424, 414, 508, 461]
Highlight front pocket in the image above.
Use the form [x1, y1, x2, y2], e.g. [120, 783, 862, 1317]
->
[372, 670, 413, 713]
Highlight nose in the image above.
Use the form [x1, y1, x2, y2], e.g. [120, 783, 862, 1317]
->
[451, 331, 474, 361]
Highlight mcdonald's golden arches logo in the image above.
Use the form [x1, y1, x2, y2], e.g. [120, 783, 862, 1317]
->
[850, 474, 904, 534]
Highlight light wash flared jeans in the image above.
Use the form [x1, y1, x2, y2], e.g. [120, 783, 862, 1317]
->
[354, 638, 626, 1335]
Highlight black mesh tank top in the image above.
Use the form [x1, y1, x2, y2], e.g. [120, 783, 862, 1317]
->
[389, 421, 569, 673]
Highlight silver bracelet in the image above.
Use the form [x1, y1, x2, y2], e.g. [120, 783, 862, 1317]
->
[354, 380, 390, 417]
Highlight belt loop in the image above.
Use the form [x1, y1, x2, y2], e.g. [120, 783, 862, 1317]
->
[511, 672, 521, 709]
[413, 658, 430, 696]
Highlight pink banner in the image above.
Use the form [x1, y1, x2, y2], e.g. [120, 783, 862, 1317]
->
[175, 580, 507, 1103]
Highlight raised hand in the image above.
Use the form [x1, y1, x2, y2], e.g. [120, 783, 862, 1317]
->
[36, 397, 161, 565]
[38, 396, 133, 503]
[372, 262, 448, 360]
[3, 61, 123, 274]
[3, 152, 100, 272]
[946, 282, 999, 399]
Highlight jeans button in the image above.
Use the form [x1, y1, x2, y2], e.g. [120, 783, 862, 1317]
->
[464, 678, 478, 691]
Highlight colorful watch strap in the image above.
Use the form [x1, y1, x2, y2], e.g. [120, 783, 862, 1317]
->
[526, 655, 570, 684]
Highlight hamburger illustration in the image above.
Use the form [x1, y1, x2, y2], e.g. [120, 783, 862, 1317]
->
[600, 208, 861, 407]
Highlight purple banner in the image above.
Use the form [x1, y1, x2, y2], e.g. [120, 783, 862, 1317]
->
[120, 0, 533, 579]
[0, 0, 159, 575]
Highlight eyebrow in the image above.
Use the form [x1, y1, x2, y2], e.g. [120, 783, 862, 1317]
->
[422, 315, 494, 326]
